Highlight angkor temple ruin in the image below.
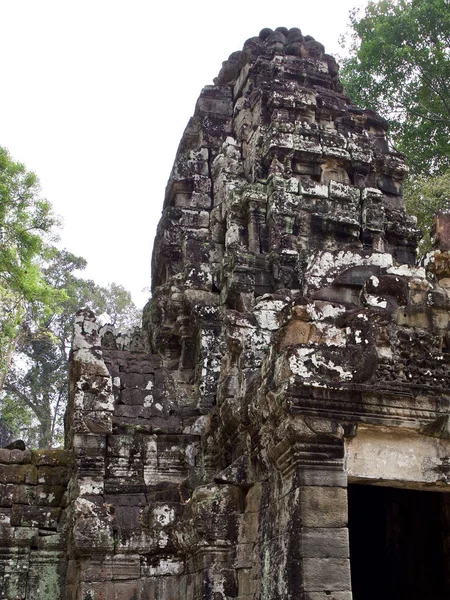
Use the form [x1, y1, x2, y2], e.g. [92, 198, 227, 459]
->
[3, 26, 450, 600]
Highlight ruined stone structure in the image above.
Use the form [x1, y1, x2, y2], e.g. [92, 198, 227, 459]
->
[3, 26, 450, 600]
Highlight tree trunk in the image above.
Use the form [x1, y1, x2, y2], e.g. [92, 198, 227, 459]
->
[0, 335, 19, 393]
[36, 397, 53, 448]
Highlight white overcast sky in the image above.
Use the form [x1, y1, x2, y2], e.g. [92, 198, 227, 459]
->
[0, 0, 366, 308]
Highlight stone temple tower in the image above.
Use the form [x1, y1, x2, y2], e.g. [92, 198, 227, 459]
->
[3, 26, 450, 600]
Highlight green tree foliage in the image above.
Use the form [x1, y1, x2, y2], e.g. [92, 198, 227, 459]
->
[1, 248, 142, 448]
[403, 170, 450, 253]
[341, 0, 450, 174]
[0, 146, 142, 447]
[0, 147, 63, 391]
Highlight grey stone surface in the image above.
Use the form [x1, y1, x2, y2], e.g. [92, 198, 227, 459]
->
[2, 25, 450, 600]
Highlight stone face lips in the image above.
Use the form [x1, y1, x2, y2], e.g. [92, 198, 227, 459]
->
[3, 26, 450, 599]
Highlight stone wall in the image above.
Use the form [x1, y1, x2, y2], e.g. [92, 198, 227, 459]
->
[0, 447, 71, 598]
[3, 26, 450, 599]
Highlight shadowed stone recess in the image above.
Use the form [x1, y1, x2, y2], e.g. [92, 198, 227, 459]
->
[2, 26, 450, 600]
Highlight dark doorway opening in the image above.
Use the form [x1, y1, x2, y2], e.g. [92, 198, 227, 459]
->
[348, 484, 450, 600]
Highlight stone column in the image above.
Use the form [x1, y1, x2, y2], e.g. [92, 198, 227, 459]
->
[258, 419, 351, 600]
[65, 309, 115, 599]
